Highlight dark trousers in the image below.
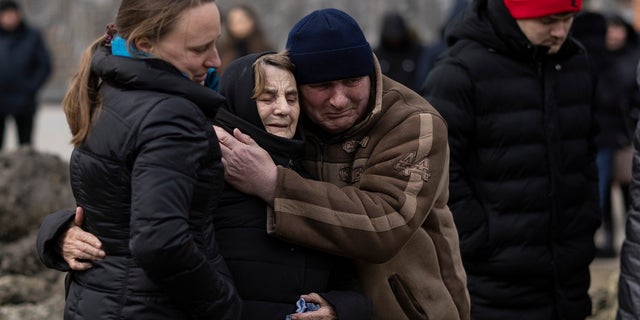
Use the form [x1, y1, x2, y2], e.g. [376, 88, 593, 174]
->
[0, 113, 35, 150]
[596, 148, 631, 256]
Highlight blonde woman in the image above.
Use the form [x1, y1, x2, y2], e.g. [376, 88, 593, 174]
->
[37, 0, 240, 318]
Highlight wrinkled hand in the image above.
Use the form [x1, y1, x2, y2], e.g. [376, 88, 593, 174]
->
[288, 293, 337, 320]
[57, 207, 105, 270]
[214, 126, 277, 205]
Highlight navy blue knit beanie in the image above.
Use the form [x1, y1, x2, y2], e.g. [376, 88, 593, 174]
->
[286, 8, 374, 84]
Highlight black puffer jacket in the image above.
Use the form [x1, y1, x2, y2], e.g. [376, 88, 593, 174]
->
[36, 47, 241, 319]
[214, 53, 371, 320]
[423, 1, 600, 319]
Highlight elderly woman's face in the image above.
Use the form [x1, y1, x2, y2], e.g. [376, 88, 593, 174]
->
[255, 64, 299, 139]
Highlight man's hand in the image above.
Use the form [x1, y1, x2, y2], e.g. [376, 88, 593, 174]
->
[57, 207, 105, 271]
[288, 293, 337, 320]
[214, 126, 277, 205]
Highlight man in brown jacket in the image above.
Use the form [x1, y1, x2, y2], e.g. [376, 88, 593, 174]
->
[217, 8, 469, 320]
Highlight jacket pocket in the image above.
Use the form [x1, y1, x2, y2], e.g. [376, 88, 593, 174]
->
[388, 273, 428, 320]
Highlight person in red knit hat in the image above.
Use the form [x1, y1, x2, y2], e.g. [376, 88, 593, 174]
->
[503, 0, 582, 19]
[423, 0, 598, 319]
[503, 0, 582, 54]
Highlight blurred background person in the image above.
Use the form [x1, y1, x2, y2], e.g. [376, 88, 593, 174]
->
[604, 15, 640, 192]
[418, 0, 468, 90]
[373, 11, 428, 92]
[571, 11, 615, 258]
[0, 0, 51, 151]
[596, 14, 640, 257]
[218, 4, 272, 73]
[574, 12, 640, 258]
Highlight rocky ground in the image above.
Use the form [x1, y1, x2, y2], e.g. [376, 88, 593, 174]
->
[0, 149, 72, 320]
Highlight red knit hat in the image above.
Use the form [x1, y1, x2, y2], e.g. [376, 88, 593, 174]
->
[503, 0, 582, 19]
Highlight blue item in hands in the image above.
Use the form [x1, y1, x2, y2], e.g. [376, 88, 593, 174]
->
[284, 298, 321, 320]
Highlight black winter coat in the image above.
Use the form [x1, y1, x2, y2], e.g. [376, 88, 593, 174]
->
[593, 21, 640, 150]
[36, 47, 241, 319]
[373, 13, 428, 93]
[214, 53, 371, 320]
[0, 21, 51, 115]
[423, 1, 600, 319]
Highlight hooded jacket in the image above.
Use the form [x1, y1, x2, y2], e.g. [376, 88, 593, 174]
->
[263, 54, 470, 320]
[36, 46, 241, 319]
[373, 12, 428, 92]
[594, 15, 640, 150]
[213, 53, 371, 320]
[618, 104, 640, 320]
[422, 1, 600, 319]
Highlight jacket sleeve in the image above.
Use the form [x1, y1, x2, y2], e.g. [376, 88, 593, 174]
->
[320, 290, 371, 320]
[267, 107, 450, 263]
[26, 29, 52, 94]
[617, 121, 640, 320]
[35, 209, 75, 271]
[130, 98, 240, 319]
[423, 59, 491, 259]
[319, 258, 371, 320]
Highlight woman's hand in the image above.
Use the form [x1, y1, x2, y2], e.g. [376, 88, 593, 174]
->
[57, 207, 105, 270]
[288, 293, 337, 320]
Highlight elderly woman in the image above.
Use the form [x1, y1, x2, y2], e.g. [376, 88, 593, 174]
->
[214, 51, 371, 320]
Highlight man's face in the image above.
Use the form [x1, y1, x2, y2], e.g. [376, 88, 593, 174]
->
[299, 76, 371, 134]
[606, 24, 627, 51]
[516, 12, 576, 54]
[0, 9, 21, 32]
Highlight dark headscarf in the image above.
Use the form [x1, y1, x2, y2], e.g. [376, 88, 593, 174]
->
[219, 52, 267, 130]
[215, 52, 305, 165]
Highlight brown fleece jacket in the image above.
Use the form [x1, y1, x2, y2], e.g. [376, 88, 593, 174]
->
[267, 58, 470, 320]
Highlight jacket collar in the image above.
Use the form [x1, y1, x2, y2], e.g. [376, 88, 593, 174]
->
[215, 108, 305, 166]
[91, 46, 225, 119]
